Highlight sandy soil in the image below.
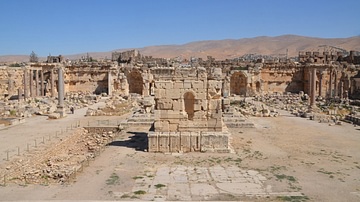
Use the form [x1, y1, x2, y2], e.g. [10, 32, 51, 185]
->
[0, 109, 359, 201]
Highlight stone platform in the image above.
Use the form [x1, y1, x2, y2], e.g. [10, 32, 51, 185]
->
[148, 131, 231, 153]
[112, 165, 303, 201]
[119, 113, 154, 127]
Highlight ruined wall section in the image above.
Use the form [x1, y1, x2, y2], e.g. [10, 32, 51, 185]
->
[152, 67, 222, 132]
[64, 63, 113, 95]
[149, 67, 229, 153]
[255, 65, 304, 94]
[0, 66, 25, 99]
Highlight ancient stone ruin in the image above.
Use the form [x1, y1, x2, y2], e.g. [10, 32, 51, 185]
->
[148, 67, 230, 153]
[1, 49, 360, 150]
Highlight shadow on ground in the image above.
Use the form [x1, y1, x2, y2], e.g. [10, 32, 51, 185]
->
[107, 131, 148, 151]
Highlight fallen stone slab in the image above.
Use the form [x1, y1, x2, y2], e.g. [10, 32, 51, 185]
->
[48, 113, 61, 119]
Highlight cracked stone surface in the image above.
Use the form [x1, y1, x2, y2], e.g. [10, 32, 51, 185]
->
[129, 165, 301, 201]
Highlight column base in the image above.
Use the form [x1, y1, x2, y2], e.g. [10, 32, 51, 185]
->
[55, 106, 67, 118]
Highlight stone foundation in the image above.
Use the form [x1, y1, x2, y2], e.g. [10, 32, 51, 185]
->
[148, 131, 230, 153]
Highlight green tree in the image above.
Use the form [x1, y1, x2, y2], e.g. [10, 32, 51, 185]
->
[29, 51, 38, 62]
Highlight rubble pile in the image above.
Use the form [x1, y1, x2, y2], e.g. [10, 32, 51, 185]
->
[252, 92, 354, 123]
[252, 93, 307, 116]
[230, 99, 280, 117]
[86, 95, 131, 116]
[65, 92, 101, 109]
[1, 128, 118, 184]
[0, 92, 102, 119]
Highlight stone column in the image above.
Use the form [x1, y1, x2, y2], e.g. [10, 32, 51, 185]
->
[334, 72, 338, 97]
[23, 69, 28, 100]
[29, 69, 34, 97]
[143, 80, 149, 96]
[18, 88, 23, 101]
[35, 69, 39, 96]
[310, 67, 316, 108]
[108, 70, 112, 96]
[308, 70, 312, 98]
[8, 78, 14, 96]
[56, 67, 66, 117]
[328, 70, 333, 98]
[318, 72, 323, 97]
[58, 68, 64, 106]
[339, 81, 343, 99]
[51, 69, 55, 97]
[40, 70, 44, 96]
[222, 76, 230, 98]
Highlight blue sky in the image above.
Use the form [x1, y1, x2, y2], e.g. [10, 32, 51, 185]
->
[0, 0, 359, 56]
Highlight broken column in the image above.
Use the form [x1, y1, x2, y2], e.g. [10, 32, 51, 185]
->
[55, 67, 66, 117]
[18, 88, 23, 101]
[339, 81, 343, 99]
[23, 69, 28, 100]
[108, 70, 112, 96]
[222, 76, 230, 98]
[318, 71, 323, 97]
[310, 67, 316, 109]
[7, 78, 14, 98]
[35, 69, 39, 96]
[328, 70, 333, 98]
[51, 69, 55, 97]
[334, 72, 338, 97]
[40, 69, 44, 96]
[29, 69, 34, 97]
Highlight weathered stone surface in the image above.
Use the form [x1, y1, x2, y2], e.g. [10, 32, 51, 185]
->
[48, 113, 61, 119]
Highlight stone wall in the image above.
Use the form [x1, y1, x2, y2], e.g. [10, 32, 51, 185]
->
[153, 67, 223, 132]
[65, 67, 109, 94]
[0, 50, 360, 104]
[149, 67, 230, 153]
[0, 66, 24, 99]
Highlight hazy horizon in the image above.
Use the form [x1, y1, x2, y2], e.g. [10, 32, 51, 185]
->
[0, 0, 359, 56]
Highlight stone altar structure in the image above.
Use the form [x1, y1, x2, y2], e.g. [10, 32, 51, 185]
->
[148, 67, 230, 153]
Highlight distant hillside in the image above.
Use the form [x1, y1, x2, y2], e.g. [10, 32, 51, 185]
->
[1, 35, 359, 62]
[136, 35, 360, 60]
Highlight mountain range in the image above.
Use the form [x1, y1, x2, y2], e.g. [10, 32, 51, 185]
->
[1, 35, 359, 63]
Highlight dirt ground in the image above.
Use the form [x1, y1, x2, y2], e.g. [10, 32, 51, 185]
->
[0, 109, 359, 201]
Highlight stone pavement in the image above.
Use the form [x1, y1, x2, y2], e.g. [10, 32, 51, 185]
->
[113, 164, 302, 201]
[0, 98, 114, 165]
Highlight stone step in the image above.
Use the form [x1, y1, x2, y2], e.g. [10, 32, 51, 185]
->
[225, 122, 255, 128]
[127, 118, 154, 122]
[120, 121, 153, 127]
[223, 117, 246, 122]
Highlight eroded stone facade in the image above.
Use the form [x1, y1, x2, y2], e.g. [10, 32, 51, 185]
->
[148, 67, 230, 153]
[1, 49, 360, 151]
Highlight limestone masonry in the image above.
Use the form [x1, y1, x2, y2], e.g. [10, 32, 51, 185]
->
[1, 49, 360, 152]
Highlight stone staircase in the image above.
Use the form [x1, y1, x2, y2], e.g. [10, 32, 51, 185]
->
[222, 112, 255, 128]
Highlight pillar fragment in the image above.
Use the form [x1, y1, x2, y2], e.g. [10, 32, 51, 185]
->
[24, 69, 28, 100]
[51, 69, 55, 97]
[329, 70, 333, 98]
[30, 69, 34, 97]
[41, 70, 44, 96]
[310, 68, 316, 108]
[108, 70, 112, 96]
[35, 69, 39, 96]
[56, 67, 66, 117]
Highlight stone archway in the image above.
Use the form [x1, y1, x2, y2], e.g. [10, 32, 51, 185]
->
[127, 70, 143, 95]
[230, 72, 247, 95]
[184, 92, 195, 120]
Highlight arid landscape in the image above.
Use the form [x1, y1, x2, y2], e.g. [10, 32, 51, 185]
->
[0, 97, 359, 202]
[1, 35, 360, 62]
[1, 39, 360, 201]
[1, 0, 360, 201]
